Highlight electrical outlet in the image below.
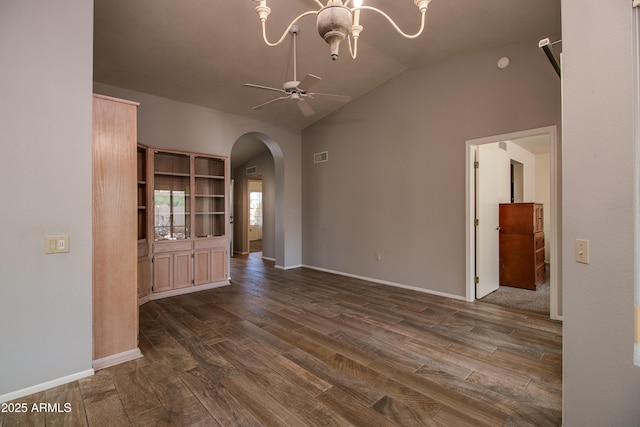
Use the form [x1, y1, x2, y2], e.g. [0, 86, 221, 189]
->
[375, 251, 382, 261]
[575, 239, 589, 264]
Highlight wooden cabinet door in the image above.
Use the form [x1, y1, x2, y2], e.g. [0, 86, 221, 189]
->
[137, 256, 151, 298]
[173, 250, 193, 289]
[153, 253, 173, 292]
[194, 249, 212, 286]
[211, 248, 227, 283]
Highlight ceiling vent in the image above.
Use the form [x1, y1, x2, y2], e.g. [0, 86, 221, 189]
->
[314, 151, 328, 164]
[246, 166, 257, 176]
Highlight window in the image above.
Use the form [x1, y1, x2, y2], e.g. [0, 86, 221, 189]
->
[249, 191, 262, 229]
[248, 179, 263, 241]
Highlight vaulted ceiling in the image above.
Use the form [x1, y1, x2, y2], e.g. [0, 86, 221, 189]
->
[94, 0, 561, 131]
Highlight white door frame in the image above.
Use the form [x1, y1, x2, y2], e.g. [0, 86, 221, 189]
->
[465, 125, 562, 320]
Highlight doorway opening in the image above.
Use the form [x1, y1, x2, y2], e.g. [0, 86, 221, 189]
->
[511, 160, 524, 203]
[248, 178, 263, 254]
[466, 126, 562, 320]
[230, 132, 284, 267]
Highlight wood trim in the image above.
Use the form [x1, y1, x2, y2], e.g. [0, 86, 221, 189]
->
[147, 146, 229, 160]
[92, 348, 143, 371]
[92, 93, 140, 107]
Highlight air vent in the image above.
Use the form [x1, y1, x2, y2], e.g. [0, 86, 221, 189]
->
[499, 141, 507, 151]
[246, 166, 257, 176]
[314, 151, 328, 164]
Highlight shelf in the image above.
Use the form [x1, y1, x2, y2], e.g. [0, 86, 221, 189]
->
[152, 150, 226, 244]
[155, 171, 190, 177]
[195, 174, 224, 179]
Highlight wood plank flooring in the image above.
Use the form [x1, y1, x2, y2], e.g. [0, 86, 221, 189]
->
[2, 254, 562, 426]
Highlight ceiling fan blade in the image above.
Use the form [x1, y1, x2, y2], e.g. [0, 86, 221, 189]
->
[297, 74, 322, 91]
[243, 83, 286, 94]
[308, 93, 351, 103]
[252, 96, 289, 110]
[297, 99, 315, 117]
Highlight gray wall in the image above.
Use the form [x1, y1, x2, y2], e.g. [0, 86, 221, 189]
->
[302, 40, 561, 298]
[0, 0, 94, 396]
[562, 0, 640, 424]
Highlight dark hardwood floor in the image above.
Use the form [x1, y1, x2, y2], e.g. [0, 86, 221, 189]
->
[2, 253, 562, 426]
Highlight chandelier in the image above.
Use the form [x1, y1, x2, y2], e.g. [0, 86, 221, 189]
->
[252, 0, 433, 60]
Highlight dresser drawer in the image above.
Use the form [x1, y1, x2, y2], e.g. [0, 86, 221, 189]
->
[534, 233, 545, 250]
[535, 264, 546, 285]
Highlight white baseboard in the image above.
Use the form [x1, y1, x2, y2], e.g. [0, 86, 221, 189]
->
[301, 264, 467, 301]
[275, 263, 302, 270]
[93, 348, 143, 371]
[0, 369, 94, 404]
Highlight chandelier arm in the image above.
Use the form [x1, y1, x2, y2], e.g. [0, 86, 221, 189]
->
[358, 6, 427, 39]
[260, 10, 319, 47]
[312, 0, 324, 7]
[346, 33, 358, 59]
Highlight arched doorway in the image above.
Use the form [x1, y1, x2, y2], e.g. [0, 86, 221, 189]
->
[230, 132, 285, 267]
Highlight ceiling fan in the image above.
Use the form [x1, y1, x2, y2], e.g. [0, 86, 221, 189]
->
[243, 25, 351, 117]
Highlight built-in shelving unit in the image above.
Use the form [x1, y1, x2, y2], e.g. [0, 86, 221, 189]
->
[137, 144, 151, 301]
[153, 151, 191, 241]
[137, 148, 229, 304]
[137, 145, 147, 241]
[194, 156, 226, 238]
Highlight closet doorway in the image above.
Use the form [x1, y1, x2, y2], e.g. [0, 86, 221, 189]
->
[465, 126, 562, 320]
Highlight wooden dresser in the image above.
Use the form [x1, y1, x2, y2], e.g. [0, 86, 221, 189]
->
[498, 203, 545, 290]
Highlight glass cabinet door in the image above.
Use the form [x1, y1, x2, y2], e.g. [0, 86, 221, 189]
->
[193, 156, 225, 238]
[153, 152, 190, 240]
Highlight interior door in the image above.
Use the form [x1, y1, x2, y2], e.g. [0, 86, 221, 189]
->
[475, 143, 505, 298]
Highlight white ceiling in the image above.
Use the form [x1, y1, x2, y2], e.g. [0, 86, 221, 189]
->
[511, 134, 551, 155]
[94, 0, 561, 131]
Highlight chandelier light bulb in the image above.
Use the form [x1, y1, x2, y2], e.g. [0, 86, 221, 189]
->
[252, 0, 433, 60]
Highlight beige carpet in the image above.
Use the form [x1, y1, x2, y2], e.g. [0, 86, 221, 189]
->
[480, 282, 550, 315]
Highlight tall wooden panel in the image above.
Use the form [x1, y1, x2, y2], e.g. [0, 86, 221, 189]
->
[92, 94, 141, 368]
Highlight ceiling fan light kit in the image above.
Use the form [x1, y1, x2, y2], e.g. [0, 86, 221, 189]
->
[252, 0, 433, 60]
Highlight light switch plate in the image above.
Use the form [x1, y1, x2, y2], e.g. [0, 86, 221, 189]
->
[575, 239, 589, 264]
[45, 235, 69, 254]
